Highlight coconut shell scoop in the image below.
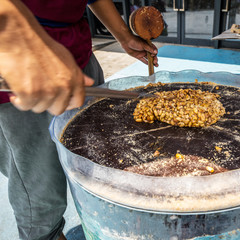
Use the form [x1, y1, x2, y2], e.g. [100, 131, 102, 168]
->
[129, 6, 164, 76]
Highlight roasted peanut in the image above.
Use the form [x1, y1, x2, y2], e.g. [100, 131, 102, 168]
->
[133, 89, 225, 127]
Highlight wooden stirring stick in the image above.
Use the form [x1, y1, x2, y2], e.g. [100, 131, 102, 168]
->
[146, 39, 154, 75]
[129, 6, 164, 76]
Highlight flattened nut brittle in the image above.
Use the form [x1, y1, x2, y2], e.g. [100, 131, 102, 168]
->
[133, 89, 225, 127]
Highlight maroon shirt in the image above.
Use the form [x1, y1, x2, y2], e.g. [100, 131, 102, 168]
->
[23, 0, 88, 23]
[1, 0, 92, 104]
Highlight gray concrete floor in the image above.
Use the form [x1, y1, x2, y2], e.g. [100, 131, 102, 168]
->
[93, 38, 167, 79]
[0, 173, 81, 240]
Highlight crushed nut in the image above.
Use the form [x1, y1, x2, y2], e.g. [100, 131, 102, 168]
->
[133, 89, 225, 127]
[153, 150, 160, 157]
[215, 146, 222, 152]
[206, 166, 214, 173]
[176, 153, 184, 159]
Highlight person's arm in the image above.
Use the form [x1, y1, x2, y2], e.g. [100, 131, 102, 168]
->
[0, 0, 93, 115]
[88, 0, 158, 67]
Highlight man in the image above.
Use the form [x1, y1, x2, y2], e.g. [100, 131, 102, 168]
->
[0, 0, 158, 239]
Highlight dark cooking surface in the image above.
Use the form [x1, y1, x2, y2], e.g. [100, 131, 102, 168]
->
[61, 83, 240, 170]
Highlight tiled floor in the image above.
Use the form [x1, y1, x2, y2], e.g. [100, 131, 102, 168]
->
[93, 39, 166, 79]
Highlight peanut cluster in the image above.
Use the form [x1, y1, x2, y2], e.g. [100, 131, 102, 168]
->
[133, 89, 225, 127]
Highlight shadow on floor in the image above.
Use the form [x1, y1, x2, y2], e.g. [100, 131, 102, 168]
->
[66, 225, 86, 240]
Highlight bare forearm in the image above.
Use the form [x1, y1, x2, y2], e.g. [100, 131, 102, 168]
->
[0, 0, 93, 115]
[88, 0, 132, 44]
[0, 0, 66, 82]
[88, 0, 158, 67]
[0, 0, 56, 54]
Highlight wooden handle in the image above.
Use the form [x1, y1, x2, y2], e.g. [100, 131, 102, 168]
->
[147, 40, 154, 76]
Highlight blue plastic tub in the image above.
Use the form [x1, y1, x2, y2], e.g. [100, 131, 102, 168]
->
[50, 70, 240, 240]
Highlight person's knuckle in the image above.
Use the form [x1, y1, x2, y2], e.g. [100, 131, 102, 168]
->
[22, 86, 43, 99]
[45, 88, 59, 99]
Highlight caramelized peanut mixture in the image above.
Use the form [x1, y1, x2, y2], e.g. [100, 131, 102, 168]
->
[133, 89, 225, 127]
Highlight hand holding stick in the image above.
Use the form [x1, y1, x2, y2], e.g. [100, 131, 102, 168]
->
[129, 6, 164, 76]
